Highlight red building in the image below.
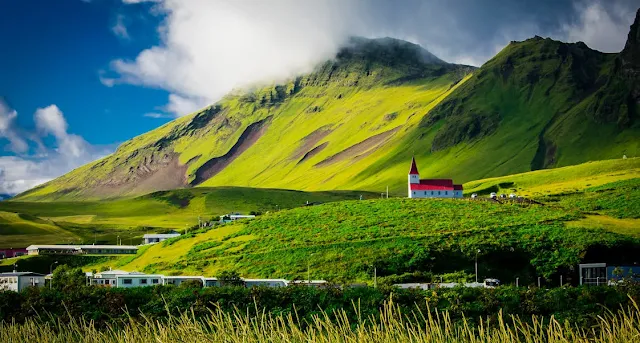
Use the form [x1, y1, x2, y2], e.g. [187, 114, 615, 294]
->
[0, 248, 28, 259]
[408, 157, 463, 198]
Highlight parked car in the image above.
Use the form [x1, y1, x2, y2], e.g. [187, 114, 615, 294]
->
[499, 193, 507, 199]
[509, 193, 517, 198]
[490, 192, 497, 199]
[471, 193, 478, 198]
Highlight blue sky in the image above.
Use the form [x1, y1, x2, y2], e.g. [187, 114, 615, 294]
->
[0, 0, 638, 194]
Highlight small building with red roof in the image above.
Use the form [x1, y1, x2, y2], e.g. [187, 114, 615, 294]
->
[408, 157, 463, 199]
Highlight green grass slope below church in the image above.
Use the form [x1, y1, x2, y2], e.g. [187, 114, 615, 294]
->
[86, 180, 640, 285]
[0, 187, 376, 247]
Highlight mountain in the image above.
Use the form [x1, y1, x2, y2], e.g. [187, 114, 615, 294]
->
[16, 11, 640, 201]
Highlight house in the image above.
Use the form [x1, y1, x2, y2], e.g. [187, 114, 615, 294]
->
[289, 280, 328, 288]
[219, 213, 256, 223]
[407, 157, 463, 199]
[26, 245, 138, 256]
[0, 248, 27, 259]
[90, 270, 132, 287]
[0, 272, 46, 292]
[243, 278, 289, 288]
[116, 274, 163, 288]
[162, 275, 205, 286]
[579, 263, 640, 285]
[143, 232, 181, 244]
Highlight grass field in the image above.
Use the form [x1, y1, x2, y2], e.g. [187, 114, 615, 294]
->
[463, 157, 640, 196]
[0, 187, 376, 247]
[86, 185, 640, 284]
[4, 158, 639, 283]
[2, 296, 640, 342]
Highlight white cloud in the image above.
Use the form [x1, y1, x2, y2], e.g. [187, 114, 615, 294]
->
[35, 105, 68, 139]
[111, 14, 130, 40]
[0, 101, 113, 195]
[111, 0, 366, 117]
[561, 1, 636, 52]
[0, 100, 29, 154]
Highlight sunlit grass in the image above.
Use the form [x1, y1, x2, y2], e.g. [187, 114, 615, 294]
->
[2, 299, 640, 342]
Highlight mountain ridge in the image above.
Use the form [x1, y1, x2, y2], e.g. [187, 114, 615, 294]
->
[15, 12, 640, 201]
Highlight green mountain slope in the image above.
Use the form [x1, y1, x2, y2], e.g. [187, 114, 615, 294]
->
[17, 10, 640, 201]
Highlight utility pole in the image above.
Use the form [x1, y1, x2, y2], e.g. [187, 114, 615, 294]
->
[386, 186, 389, 199]
[374, 267, 377, 288]
[538, 277, 541, 288]
[560, 275, 563, 287]
[475, 249, 480, 283]
[49, 261, 58, 289]
[516, 277, 519, 287]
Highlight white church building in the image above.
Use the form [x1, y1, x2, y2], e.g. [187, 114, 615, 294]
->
[408, 157, 463, 199]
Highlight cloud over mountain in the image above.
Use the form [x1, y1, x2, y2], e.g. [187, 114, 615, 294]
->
[0, 99, 113, 195]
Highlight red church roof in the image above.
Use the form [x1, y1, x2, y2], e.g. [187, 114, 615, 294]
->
[409, 157, 419, 174]
[410, 179, 456, 191]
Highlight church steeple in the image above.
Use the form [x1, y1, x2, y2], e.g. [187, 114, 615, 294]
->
[409, 156, 419, 175]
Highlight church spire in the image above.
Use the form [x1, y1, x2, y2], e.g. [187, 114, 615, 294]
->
[409, 156, 419, 175]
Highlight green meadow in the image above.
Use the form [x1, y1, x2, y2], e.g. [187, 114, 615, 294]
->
[0, 187, 376, 247]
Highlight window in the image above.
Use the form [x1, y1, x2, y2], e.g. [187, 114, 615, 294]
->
[412, 192, 415, 195]
[438, 191, 441, 195]
[140, 279, 148, 284]
[152, 279, 159, 284]
[431, 191, 434, 195]
[445, 191, 448, 195]
[123, 279, 132, 285]
[424, 191, 427, 195]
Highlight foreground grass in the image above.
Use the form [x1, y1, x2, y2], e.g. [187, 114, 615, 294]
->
[2, 300, 640, 343]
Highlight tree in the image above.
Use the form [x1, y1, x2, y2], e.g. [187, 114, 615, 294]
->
[51, 264, 87, 291]
[217, 271, 244, 287]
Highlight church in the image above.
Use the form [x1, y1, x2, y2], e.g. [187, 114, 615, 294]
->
[408, 157, 463, 199]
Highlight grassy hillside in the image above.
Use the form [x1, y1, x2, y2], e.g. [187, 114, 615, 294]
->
[78, 159, 640, 284]
[17, 14, 640, 201]
[0, 187, 376, 247]
[85, 187, 639, 285]
[463, 157, 640, 196]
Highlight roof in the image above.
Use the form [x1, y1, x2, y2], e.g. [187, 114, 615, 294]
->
[142, 233, 181, 238]
[409, 157, 419, 175]
[27, 245, 138, 250]
[243, 278, 289, 283]
[115, 274, 164, 278]
[453, 184, 463, 190]
[162, 275, 205, 279]
[0, 272, 45, 277]
[410, 179, 455, 191]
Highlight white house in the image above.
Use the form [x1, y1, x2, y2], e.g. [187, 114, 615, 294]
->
[0, 272, 46, 292]
[219, 213, 256, 224]
[407, 157, 463, 199]
[27, 245, 138, 256]
[90, 270, 133, 287]
[116, 274, 163, 288]
[162, 275, 206, 286]
[143, 233, 181, 245]
[243, 278, 289, 288]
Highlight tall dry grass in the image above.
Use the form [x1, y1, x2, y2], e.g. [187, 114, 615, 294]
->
[2, 300, 640, 343]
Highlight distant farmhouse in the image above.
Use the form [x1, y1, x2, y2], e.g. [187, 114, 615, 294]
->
[0, 248, 27, 259]
[219, 213, 256, 224]
[26, 245, 138, 256]
[408, 157, 463, 199]
[143, 232, 180, 245]
[0, 272, 45, 292]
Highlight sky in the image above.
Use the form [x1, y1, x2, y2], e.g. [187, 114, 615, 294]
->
[0, 0, 638, 195]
